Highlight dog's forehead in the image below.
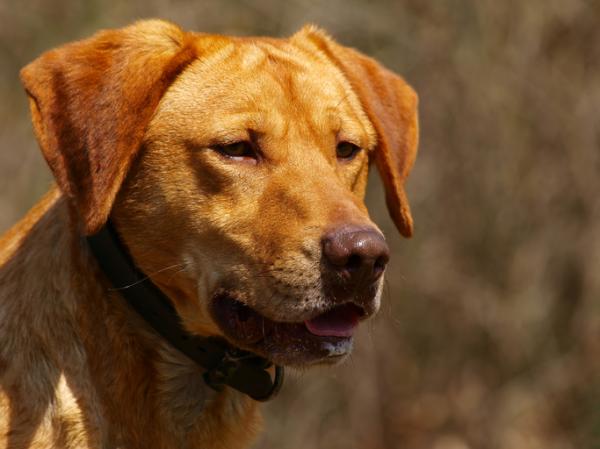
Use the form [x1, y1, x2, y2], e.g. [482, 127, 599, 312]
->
[150, 35, 376, 149]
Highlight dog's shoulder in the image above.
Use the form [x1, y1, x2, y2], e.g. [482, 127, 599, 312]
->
[0, 189, 99, 449]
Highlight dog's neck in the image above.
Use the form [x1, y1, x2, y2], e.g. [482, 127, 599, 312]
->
[0, 190, 261, 449]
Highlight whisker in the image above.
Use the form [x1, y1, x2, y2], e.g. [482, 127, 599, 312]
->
[109, 262, 189, 291]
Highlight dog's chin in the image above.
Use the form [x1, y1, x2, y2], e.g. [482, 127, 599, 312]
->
[208, 292, 369, 366]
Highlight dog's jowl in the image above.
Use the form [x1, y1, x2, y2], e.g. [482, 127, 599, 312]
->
[0, 20, 418, 449]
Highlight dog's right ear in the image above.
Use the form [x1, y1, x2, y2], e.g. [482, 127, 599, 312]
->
[20, 20, 197, 235]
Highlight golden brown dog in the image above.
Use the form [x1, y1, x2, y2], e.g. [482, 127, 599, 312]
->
[0, 20, 418, 449]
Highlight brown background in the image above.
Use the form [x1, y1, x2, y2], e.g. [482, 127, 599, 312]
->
[1, 1, 599, 448]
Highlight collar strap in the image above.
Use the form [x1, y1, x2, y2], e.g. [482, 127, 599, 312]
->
[86, 222, 284, 402]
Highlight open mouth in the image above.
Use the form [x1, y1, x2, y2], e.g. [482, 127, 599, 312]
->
[209, 293, 367, 365]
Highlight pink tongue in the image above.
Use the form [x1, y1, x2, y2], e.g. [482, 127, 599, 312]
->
[305, 305, 361, 338]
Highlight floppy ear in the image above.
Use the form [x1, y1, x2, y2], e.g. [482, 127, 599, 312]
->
[295, 27, 419, 238]
[20, 20, 197, 235]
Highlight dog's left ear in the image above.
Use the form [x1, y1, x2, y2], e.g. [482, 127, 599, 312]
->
[294, 27, 419, 238]
[20, 20, 198, 235]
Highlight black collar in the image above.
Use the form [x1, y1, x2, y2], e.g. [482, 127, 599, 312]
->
[86, 221, 283, 402]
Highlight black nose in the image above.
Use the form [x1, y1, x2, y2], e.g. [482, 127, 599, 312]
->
[322, 226, 390, 286]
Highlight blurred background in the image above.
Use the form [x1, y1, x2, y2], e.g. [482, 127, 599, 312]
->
[1, 1, 599, 448]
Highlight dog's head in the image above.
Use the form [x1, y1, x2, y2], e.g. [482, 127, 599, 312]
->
[21, 20, 418, 366]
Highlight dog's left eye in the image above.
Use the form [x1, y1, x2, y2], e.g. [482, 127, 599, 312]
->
[336, 142, 362, 160]
[214, 141, 257, 161]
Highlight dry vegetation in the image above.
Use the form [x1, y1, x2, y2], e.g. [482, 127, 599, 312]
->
[1, 1, 598, 448]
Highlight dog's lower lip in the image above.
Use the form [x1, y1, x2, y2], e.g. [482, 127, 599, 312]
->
[211, 294, 266, 344]
[304, 303, 363, 338]
[210, 293, 363, 365]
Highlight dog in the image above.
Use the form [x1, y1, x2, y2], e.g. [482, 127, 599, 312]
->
[0, 19, 418, 449]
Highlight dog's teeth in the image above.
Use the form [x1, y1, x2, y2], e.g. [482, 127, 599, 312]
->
[322, 340, 353, 357]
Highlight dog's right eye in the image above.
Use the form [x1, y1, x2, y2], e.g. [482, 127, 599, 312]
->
[214, 141, 257, 161]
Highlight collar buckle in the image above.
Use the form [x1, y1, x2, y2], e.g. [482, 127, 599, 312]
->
[203, 347, 284, 401]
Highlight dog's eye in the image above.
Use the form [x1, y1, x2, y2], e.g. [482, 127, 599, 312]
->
[214, 141, 256, 161]
[336, 142, 362, 160]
